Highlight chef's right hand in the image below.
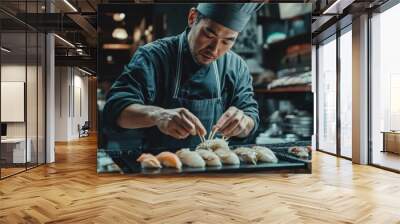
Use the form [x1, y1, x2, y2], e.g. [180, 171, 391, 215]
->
[154, 108, 206, 139]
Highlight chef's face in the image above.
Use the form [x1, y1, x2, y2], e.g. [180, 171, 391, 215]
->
[187, 8, 238, 65]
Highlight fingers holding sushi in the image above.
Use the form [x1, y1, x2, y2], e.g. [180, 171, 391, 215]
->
[195, 138, 229, 151]
[137, 153, 162, 168]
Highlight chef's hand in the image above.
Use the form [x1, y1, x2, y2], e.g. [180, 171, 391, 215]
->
[154, 108, 206, 139]
[213, 106, 254, 138]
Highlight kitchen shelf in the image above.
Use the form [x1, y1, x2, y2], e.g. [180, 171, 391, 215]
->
[255, 85, 311, 94]
[257, 13, 310, 23]
[263, 33, 310, 50]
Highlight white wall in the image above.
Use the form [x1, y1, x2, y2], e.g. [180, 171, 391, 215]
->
[1, 65, 26, 141]
[55, 67, 89, 141]
[1, 65, 39, 138]
[55, 66, 69, 141]
[1, 63, 46, 163]
[1, 64, 26, 81]
[72, 73, 89, 138]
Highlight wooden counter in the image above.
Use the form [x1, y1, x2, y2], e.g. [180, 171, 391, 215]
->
[382, 131, 400, 154]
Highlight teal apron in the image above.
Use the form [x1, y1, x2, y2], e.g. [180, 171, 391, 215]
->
[147, 33, 224, 149]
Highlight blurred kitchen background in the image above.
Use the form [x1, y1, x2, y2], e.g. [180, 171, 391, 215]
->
[97, 3, 312, 147]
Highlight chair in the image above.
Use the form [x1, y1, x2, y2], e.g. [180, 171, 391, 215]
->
[78, 121, 90, 138]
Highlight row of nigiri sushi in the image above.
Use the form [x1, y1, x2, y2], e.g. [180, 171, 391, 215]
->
[137, 146, 278, 169]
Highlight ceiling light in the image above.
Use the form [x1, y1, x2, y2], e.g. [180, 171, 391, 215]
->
[78, 67, 92, 76]
[63, 0, 78, 12]
[113, 13, 126, 22]
[54, 34, 75, 48]
[106, 55, 113, 63]
[1, 47, 11, 53]
[322, 0, 351, 15]
[112, 28, 128, 40]
[102, 44, 131, 50]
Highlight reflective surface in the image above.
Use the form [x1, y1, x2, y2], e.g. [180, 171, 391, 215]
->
[0, 1, 46, 179]
[1, 30, 27, 177]
[98, 142, 312, 174]
[317, 36, 337, 154]
[371, 4, 400, 171]
[339, 29, 352, 158]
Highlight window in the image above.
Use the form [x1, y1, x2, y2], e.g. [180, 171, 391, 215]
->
[317, 36, 337, 154]
[0, 1, 47, 179]
[339, 28, 352, 158]
[371, 3, 400, 171]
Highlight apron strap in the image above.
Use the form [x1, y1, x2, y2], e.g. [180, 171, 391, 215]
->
[173, 34, 184, 99]
[173, 32, 221, 99]
[213, 62, 221, 98]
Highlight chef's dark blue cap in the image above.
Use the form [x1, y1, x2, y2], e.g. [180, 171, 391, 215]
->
[196, 3, 264, 32]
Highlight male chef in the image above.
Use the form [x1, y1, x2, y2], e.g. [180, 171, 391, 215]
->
[103, 3, 263, 150]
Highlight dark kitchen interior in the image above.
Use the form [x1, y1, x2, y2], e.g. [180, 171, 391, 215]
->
[97, 4, 313, 150]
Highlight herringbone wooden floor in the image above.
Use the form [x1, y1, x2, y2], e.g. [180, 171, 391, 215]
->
[1, 135, 400, 224]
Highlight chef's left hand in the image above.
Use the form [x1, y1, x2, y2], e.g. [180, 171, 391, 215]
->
[213, 106, 255, 138]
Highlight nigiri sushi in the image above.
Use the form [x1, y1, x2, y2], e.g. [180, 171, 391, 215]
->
[288, 146, 311, 158]
[252, 146, 278, 163]
[214, 148, 240, 165]
[196, 138, 229, 151]
[176, 148, 206, 168]
[233, 147, 258, 165]
[156, 151, 182, 169]
[137, 153, 162, 168]
[195, 149, 222, 167]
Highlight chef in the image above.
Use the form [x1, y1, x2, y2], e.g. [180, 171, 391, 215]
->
[103, 3, 262, 150]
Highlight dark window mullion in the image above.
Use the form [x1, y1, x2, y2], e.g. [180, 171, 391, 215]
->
[337, 28, 341, 157]
[316, 44, 319, 151]
[367, 11, 373, 165]
[44, 0, 48, 164]
[25, 0, 28, 171]
[36, 0, 39, 168]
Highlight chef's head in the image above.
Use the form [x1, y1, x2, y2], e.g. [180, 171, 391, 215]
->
[187, 3, 263, 65]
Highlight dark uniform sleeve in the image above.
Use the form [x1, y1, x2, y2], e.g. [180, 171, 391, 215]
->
[230, 59, 260, 138]
[103, 48, 157, 131]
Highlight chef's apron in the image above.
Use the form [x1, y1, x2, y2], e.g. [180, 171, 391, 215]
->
[146, 33, 224, 149]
